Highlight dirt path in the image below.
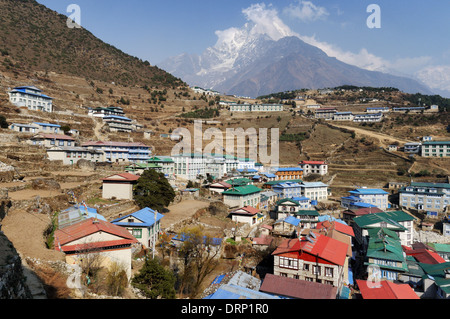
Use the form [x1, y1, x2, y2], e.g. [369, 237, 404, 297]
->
[160, 199, 210, 229]
[332, 124, 412, 146]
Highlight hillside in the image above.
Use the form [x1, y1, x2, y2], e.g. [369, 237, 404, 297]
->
[0, 0, 184, 88]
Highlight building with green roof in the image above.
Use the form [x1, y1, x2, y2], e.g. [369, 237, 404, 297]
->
[427, 243, 450, 262]
[353, 211, 415, 247]
[364, 228, 409, 282]
[421, 140, 450, 158]
[222, 185, 262, 209]
[419, 262, 450, 299]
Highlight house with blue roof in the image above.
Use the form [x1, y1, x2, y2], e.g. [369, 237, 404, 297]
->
[103, 115, 133, 133]
[58, 204, 106, 229]
[32, 122, 61, 134]
[343, 188, 389, 211]
[8, 86, 53, 112]
[111, 207, 164, 249]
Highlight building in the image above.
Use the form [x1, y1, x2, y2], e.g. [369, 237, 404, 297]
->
[209, 181, 232, 194]
[272, 232, 349, 291]
[148, 156, 175, 177]
[332, 112, 354, 121]
[103, 115, 133, 133]
[399, 182, 450, 213]
[393, 107, 425, 113]
[364, 228, 409, 282]
[356, 280, 419, 299]
[352, 211, 415, 247]
[32, 122, 61, 134]
[8, 86, 53, 112]
[403, 142, 422, 154]
[276, 199, 314, 219]
[111, 207, 164, 249]
[314, 108, 337, 119]
[58, 204, 107, 229]
[47, 146, 104, 165]
[420, 262, 450, 299]
[298, 161, 328, 176]
[274, 167, 303, 180]
[88, 106, 125, 118]
[28, 133, 76, 148]
[54, 218, 138, 279]
[344, 188, 389, 211]
[342, 207, 383, 226]
[229, 104, 284, 112]
[229, 206, 264, 227]
[102, 173, 140, 200]
[171, 153, 207, 181]
[222, 185, 262, 209]
[366, 107, 390, 113]
[82, 141, 151, 163]
[422, 141, 450, 158]
[9, 123, 39, 134]
[272, 181, 302, 199]
[353, 112, 383, 123]
[300, 182, 329, 201]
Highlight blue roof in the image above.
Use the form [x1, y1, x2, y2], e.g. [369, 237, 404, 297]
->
[11, 87, 53, 99]
[291, 196, 310, 202]
[104, 115, 132, 121]
[111, 207, 164, 227]
[238, 169, 258, 173]
[276, 167, 303, 172]
[318, 215, 348, 225]
[349, 188, 388, 195]
[33, 122, 61, 127]
[204, 284, 279, 299]
[273, 182, 302, 189]
[284, 216, 301, 226]
[341, 196, 363, 202]
[262, 173, 277, 178]
[351, 202, 378, 208]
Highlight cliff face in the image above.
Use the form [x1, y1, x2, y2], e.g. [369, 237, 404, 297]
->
[0, 232, 33, 299]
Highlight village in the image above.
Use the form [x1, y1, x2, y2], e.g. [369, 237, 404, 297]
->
[0, 83, 449, 301]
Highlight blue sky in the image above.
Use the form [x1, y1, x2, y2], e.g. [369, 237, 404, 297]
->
[36, 0, 450, 93]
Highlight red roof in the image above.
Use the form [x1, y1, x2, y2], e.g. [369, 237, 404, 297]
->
[231, 206, 260, 216]
[252, 235, 273, 246]
[273, 233, 349, 266]
[102, 173, 140, 182]
[316, 220, 355, 237]
[54, 218, 138, 252]
[299, 161, 326, 165]
[356, 280, 419, 299]
[344, 207, 383, 216]
[404, 249, 446, 264]
[260, 274, 337, 299]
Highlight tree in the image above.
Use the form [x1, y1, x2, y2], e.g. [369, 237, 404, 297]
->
[0, 115, 8, 128]
[133, 169, 175, 212]
[131, 257, 176, 299]
[177, 226, 220, 298]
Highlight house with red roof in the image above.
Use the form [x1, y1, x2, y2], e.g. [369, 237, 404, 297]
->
[229, 206, 264, 227]
[342, 207, 383, 226]
[298, 160, 328, 176]
[28, 133, 76, 148]
[404, 247, 446, 265]
[356, 279, 419, 299]
[102, 173, 140, 200]
[54, 218, 139, 279]
[272, 232, 349, 292]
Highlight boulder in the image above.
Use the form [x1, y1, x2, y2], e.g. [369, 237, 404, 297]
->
[31, 178, 61, 191]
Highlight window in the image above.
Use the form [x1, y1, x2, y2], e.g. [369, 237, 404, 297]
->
[132, 229, 142, 239]
[325, 267, 334, 277]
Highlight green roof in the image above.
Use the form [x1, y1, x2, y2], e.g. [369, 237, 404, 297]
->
[223, 185, 262, 196]
[367, 227, 400, 240]
[294, 210, 319, 216]
[423, 141, 450, 145]
[353, 211, 414, 229]
[276, 198, 300, 206]
[419, 262, 450, 294]
[427, 243, 450, 253]
[226, 178, 253, 186]
[148, 156, 174, 163]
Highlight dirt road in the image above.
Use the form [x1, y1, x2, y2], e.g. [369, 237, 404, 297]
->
[160, 199, 210, 229]
[332, 124, 412, 146]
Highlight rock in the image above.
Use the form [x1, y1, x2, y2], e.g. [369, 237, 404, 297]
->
[31, 178, 61, 191]
[76, 159, 96, 171]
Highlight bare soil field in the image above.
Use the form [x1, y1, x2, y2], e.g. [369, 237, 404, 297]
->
[160, 199, 211, 229]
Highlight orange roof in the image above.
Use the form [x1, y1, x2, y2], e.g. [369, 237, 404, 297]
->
[54, 218, 138, 251]
[231, 206, 260, 216]
[316, 220, 355, 237]
[33, 133, 75, 141]
[356, 280, 420, 299]
[102, 173, 140, 182]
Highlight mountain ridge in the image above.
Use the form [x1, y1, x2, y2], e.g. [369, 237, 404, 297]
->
[160, 32, 433, 98]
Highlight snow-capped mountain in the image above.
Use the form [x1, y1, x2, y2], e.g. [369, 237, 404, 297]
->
[159, 22, 433, 98]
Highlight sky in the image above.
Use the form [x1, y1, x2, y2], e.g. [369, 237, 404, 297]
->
[36, 0, 450, 94]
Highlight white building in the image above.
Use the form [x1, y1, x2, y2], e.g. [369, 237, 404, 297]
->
[399, 182, 449, 213]
[82, 141, 151, 164]
[346, 188, 389, 211]
[300, 182, 329, 201]
[298, 161, 328, 176]
[47, 147, 104, 165]
[172, 153, 207, 181]
[8, 86, 53, 112]
[230, 104, 284, 112]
